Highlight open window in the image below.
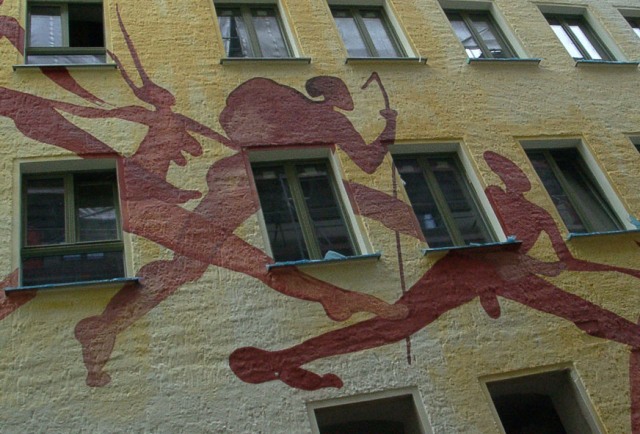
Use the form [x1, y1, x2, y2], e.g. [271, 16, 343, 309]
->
[216, 3, 292, 58]
[252, 160, 359, 262]
[308, 389, 430, 434]
[486, 369, 602, 434]
[394, 153, 496, 248]
[330, 5, 406, 58]
[21, 165, 124, 286]
[26, 0, 106, 65]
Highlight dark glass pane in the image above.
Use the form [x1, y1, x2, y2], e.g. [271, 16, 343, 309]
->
[333, 10, 369, 57]
[29, 5, 63, 47]
[469, 13, 511, 58]
[296, 163, 355, 258]
[25, 178, 66, 246]
[429, 157, 492, 245]
[396, 158, 454, 247]
[528, 151, 587, 233]
[253, 166, 308, 261]
[75, 173, 119, 242]
[446, 12, 483, 58]
[361, 10, 400, 57]
[551, 150, 621, 232]
[218, 8, 253, 57]
[493, 394, 567, 434]
[68, 4, 104, 48]
[321, 420, 405, 434]
[22, 250, 124, 286]
[252, 8, 289, 57]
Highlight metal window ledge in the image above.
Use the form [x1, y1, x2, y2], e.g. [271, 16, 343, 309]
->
[345, 56, 426, 65]
[220, 57, 311, 65]
[467, 57, 542, 65]
[5, 277, 140, 294]
[13, 63, 117, 71]
[567, 228, 640, 240]
[575, 60, 640, 68]
[422, 237, 521, 256]
[267, 252, 381, 271]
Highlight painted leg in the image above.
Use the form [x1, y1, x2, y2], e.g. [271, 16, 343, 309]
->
[75, 255, 208, 386]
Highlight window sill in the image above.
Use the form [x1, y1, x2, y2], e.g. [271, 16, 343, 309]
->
[5, 277, 140, 294]
[422, 237, 521, 256]
[13, 63, 118, 71]
[566, 228, 640, 241]
[266, 252, 381, 271]
[220, 57, 311, 65]
[574, 60, 640, 68]
[345, 57, 426, 65]
[466, 57, 542, 65]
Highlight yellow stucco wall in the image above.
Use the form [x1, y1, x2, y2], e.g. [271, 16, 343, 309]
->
[1, 0, 639, 432]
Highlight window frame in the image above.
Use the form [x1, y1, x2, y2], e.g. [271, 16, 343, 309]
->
[330, 5, 406, 58]
[251, 159, 361, 262]
[216, 3, 293, 58]
[394, 152, 497, 248]
[444, 9, 516, 59]
[544, 13, 613, 61]
[25, 0, 106, 64]
[21, 169, 125, 286]
[524, 147, 624, 234]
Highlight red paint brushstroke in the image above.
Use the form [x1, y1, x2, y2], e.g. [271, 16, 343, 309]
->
[0, 270, 35, 321]
[0, 11, 24, 54]
[229, 151, 640, 393]
[41, 69, 107, 105]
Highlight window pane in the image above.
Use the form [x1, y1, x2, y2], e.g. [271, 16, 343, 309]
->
[568, 23, 602, 60]
[447, 13, 483, 59]
[23, 250, 124, 286]
[29, 6, 63, 47]
[549, 23, 584, 59]
[26, 54, 106, 65]
[429, 157, 492, 245]
[469, 14, 511, 58]
[218, 9, 254, 57]
[253, 166, 309, 261]
[68, 4, 104, 47]
[396, 158, 454, 248]
[252, 8, 289, 57]
[296, 163, 355, 258]
[333, 10, 369, 57]
[361, 10, 400, 57]
[75, 173, 118, 242]
[25, 178, 66, 246]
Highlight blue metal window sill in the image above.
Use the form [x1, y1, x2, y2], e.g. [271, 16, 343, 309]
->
[5, 277, 140, 293]
[575, 60, 639, 67]
[567, 229, 640, 240]
[220, 57, 311, 65]
[467, 57, 542, 65]
[422, 237, 521, 256]
[267, 252, 381, 270]
[345, 57, 426, 65]
[13, 63, 117, 71]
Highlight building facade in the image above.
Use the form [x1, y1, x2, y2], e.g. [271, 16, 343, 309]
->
[1, 0, 640, 432]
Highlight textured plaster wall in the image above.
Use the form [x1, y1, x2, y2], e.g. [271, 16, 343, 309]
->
[0, 0, 639, 433]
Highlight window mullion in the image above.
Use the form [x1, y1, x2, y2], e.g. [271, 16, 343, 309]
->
[420, 157, 465, 246]
[65, 173, 76, 243]
[242, 6, 263, 57]
[352, 9, 377, 57]
[463, 13, 492, 58]
[561, 19, 589, 59]
[61, 4, 70, 48]
[285, 163, 321, 259]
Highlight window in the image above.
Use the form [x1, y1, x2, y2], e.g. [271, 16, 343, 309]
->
[625, 16, 640, 38]
[216, 4, 291, 58]
[252, 160, 358, 262]
[26, 0, 105, 65]
[331, 6, 404, 58]
[544, 14, 612, 60]
[445, 10, 515, 59]
[525, 148, 623, 234]
[22, 170, 124, 286]
[394, 154, 495, 248]
[310, 391, 428, 434]
[486, 369, 601, 434]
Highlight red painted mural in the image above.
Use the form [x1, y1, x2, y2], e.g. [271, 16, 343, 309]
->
[1, 4, 640, 431]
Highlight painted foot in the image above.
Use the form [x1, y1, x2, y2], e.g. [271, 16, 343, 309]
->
[323, 292, 408, 322]
[86, 371, 111, 387]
